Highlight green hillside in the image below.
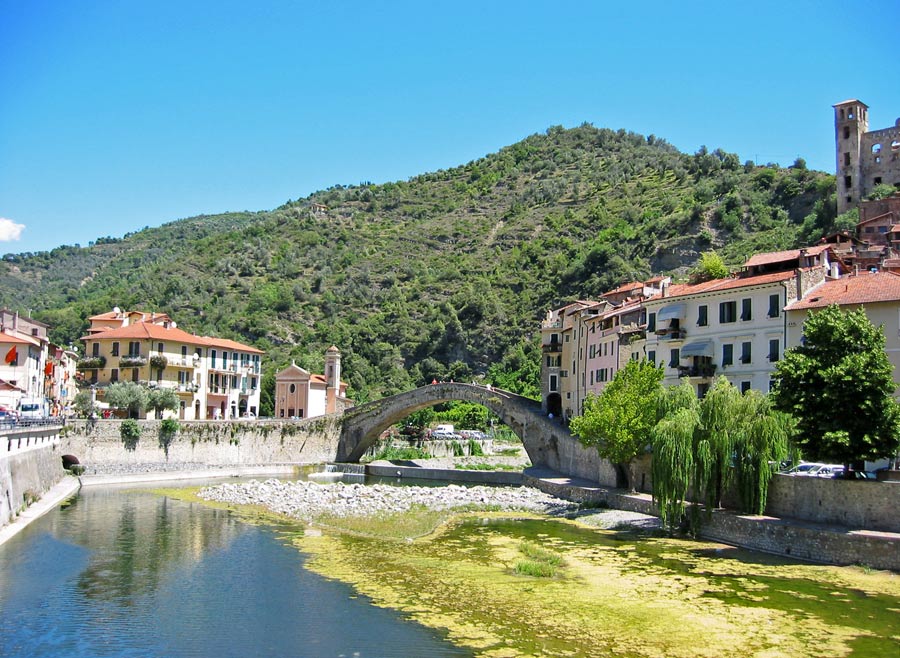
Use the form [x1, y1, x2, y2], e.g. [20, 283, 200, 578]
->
[0, 124, 840, 404]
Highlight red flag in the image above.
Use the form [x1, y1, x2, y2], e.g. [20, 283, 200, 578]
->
[4, 346, 16, 365]
[45, 361, 53, 376]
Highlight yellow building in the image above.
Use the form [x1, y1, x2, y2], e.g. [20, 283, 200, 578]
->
[79, 309, 263, 419]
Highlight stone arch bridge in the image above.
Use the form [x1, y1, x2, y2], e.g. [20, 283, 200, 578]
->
[337, 383, 601, 478]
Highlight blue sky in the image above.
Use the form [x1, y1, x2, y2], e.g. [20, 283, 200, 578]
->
[1, 1, 898, 254]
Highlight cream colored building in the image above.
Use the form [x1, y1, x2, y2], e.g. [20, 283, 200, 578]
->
[79, 309, 263, 420]
[640, 246, 836, 395]
[274, 346, 347, 419]
[785, 270, 900, 382]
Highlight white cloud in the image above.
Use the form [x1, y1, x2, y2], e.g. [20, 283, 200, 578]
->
[0, 218, 25, 242]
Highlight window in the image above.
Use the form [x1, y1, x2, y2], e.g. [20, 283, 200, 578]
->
[879, 225, 888, 233]
[110, 368, 119, 383]
[112, 342, 120, 357]
[768, 339, 780, 362]
[740, 381, 751, 394]
[132, 368, 139, 383]
[768, 294, 780, 318]
[669, 348, 680, 368]
[741, 341, 752, 364]
[92, 343, 99, 357]
[647, 312, 656, 333]
[875, 177, 882, 185]
[697, 305, 708, 327]
[647, 350, 656, 365]
[721, 344, 734, 366]
[128, 341, 140, 357]
[697, 383, 710, 398]
[590, 370, 594, 385]
[182, 345, 188, 358]
[157, 342, 164, 355]
[843, 126, 850, 139]
[719, 301, 737, 323]
[549, 375, 558, 392]
[844, 175, 852, 189]
[211, 349, 217, 368]
[741, 298, 752, 322]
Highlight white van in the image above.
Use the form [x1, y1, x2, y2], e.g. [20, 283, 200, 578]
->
[17, 397, 49, 420]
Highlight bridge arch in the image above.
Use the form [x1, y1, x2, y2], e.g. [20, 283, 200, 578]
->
[337, 383, 573, 467]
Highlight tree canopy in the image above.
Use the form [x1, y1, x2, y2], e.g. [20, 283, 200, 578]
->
[771, 305, 900, 466]
[570, 359, 663, 491]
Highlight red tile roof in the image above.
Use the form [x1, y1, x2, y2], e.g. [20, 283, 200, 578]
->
[742, 244, 830, 268]
[647, 270, 798, 302]
[81, 323, 263, 354]
[785, 271, 900, 311]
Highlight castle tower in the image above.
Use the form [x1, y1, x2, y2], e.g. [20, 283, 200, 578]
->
[324, 345, 341, 413]
[834, 99, 869, 215]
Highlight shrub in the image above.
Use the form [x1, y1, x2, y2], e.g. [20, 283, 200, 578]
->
[120, 419, 141, 451]
[159, 418, 179, 459]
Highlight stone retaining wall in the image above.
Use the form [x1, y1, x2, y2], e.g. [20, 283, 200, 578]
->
[1, 435, 66, 529]
[766, 474, 900, 532]
[59, 417, 342, 467]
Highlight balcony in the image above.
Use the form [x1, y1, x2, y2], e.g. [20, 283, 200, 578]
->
[657, 328, 686, 340]
[119, 355, 147, 368]
[677, 364, 717, 378]
[76, 356, 106, 370]
[542, 341, 562, 353]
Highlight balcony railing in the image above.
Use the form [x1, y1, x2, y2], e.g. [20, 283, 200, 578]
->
[658, 328, 686, 340]
[542, 342, 562, 353]
[76, 356, 106, 370]
[119, 355, 147, 367]
[677, 364, 717, 378]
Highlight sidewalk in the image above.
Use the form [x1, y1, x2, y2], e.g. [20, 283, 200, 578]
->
[0, 476, 81, 546]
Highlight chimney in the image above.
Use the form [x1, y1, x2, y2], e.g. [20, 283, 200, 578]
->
[661, 280, 669, 298]
[830, 263, 840, 279]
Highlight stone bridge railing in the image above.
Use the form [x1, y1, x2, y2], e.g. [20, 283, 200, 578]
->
[336, 383, 606, 479]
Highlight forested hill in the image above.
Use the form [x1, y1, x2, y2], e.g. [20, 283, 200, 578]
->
[0, 124, 841, 402]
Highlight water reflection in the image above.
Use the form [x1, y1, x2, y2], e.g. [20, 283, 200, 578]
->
[0, 484, 470, 658]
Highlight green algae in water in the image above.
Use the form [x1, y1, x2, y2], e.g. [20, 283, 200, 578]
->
[293, 516, 900, 658]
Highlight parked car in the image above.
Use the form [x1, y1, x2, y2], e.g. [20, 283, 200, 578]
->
[811, 464, 844, 478]
[785, 462, 825, 476]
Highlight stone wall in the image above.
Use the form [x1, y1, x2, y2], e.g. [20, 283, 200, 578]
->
[1, 430, 66, 528]
[59, 417, 342, 467]
[701, 511, 900, 571]
[766, 474, 900, 533]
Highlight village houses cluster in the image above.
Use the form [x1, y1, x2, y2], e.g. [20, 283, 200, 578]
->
[541, 99, 900, 420]
[0, 306, 347, 421]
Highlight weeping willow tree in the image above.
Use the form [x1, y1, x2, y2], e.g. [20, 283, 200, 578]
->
[652, 377, 791, 534]
[732, 393, 792, 514]
[651, 406, 698, 532]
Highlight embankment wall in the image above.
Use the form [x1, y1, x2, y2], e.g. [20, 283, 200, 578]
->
[1, 430, 66, 528]
[59, 417, 342, 467]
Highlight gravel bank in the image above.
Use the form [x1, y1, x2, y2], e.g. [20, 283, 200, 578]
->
[198, 478, 578, 520]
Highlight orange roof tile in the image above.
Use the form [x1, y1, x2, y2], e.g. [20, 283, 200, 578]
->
[81, 324, 263, 354]
[648, 270, 798, 302]
[742, 245, 830, 268]
[785, 271, 900, 311]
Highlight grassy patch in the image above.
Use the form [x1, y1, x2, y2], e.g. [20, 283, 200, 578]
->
[459, 461, 525, 471]
[514, 540, 563, 577]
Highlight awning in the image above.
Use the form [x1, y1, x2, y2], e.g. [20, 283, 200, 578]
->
[679, 340, 713, 358]
[656, 304, 686, 322]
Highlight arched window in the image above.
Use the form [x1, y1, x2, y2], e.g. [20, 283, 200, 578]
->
[872, 143, 882, 154]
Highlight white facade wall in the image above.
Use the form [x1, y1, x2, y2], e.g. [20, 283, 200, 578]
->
[642, 281, 791, 394]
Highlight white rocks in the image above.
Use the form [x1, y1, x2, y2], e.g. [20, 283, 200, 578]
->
[198, 478, 577, 521]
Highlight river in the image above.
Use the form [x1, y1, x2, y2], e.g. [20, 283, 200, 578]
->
[0, 483, 470, 658]
[1, 479, 898, 657]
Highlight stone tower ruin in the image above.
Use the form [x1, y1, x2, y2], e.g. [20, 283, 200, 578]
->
[834, 99, 900, 215]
